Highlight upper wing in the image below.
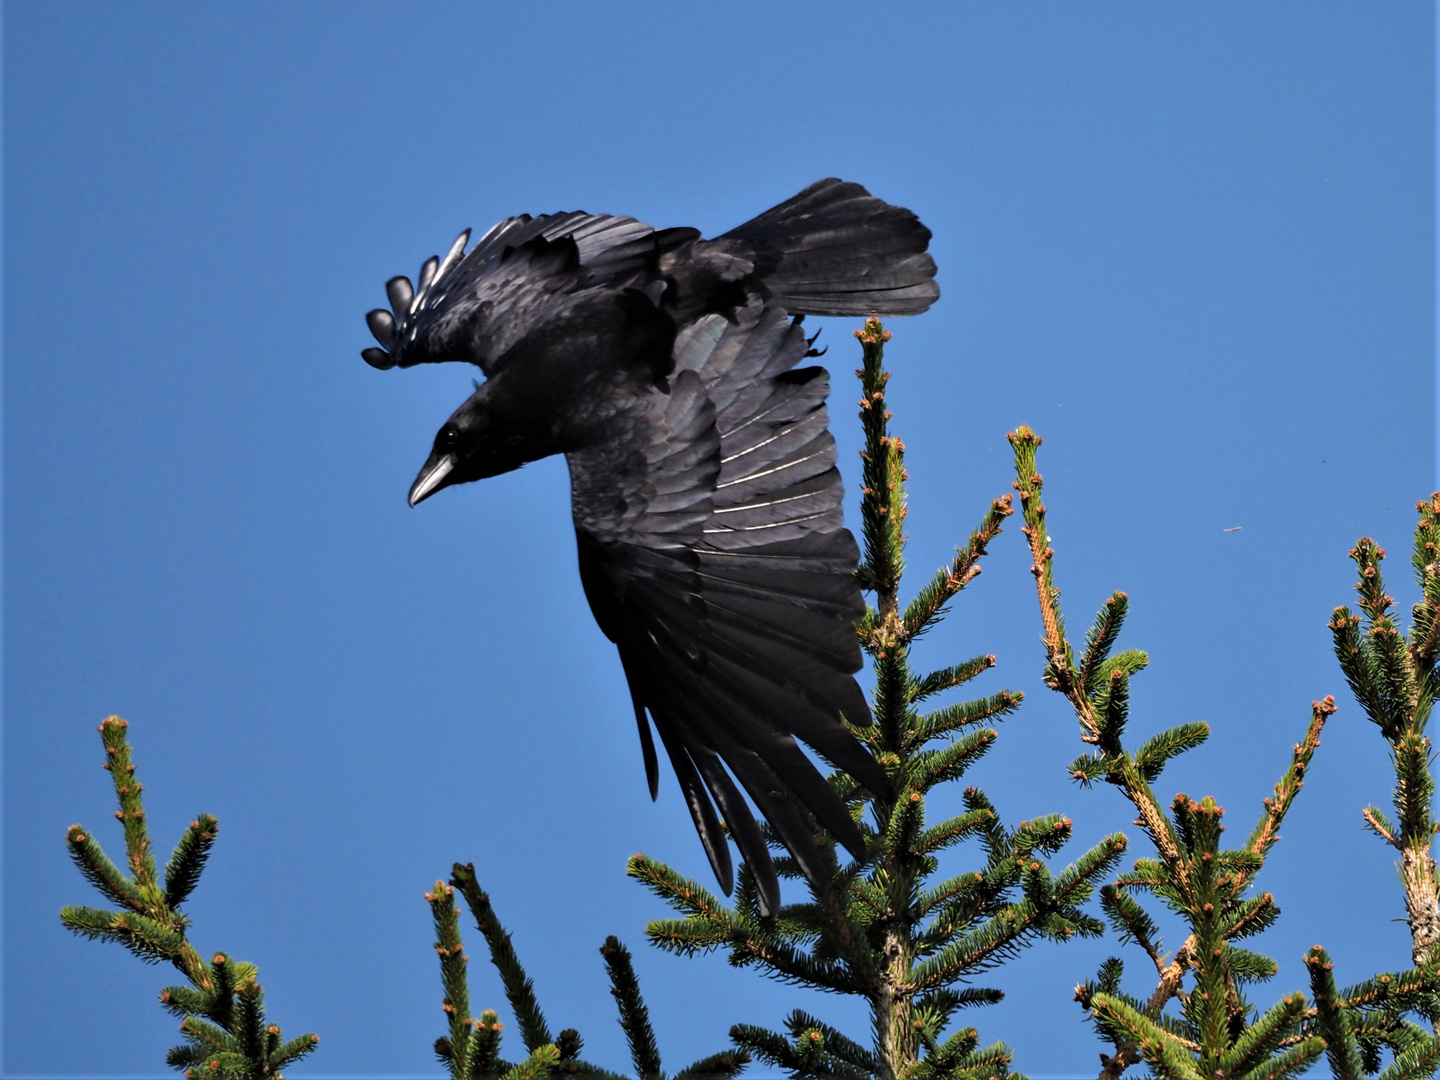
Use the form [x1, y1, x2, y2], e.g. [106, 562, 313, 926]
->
[361, 212, 700, 374]
[569, 302, 885, 916]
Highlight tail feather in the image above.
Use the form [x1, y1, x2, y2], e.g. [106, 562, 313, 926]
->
[720, 178, 940, 317]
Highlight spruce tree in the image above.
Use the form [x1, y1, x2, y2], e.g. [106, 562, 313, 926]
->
[60, 716, 319, 1079]
[69, 327, 1440, 1080]
[1008, 425, 1440, 1079]
[629, 319, 1125, 1080]
[1331, 498, 1440, 969]
[61, 714, 747, 1080]
[1318, 494, 1440, 1076]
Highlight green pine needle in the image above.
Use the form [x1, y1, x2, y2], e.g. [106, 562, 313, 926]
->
[907, 731, 999, 794]
[163, 814, 218, 910]
[450, 862, 553, 1054]
[498, 1043, 561, 1080]
[911, 690, 1022, 749]
[910, 657, 999, 704]
[1134, 723, 1211, 783]
[914, 809, 994, 858]
[671, 1048, 751, 1080]
[1078, 593, 1129, 696]
[1099, 884, 1161, 955]
[600, 936, 662, 1080]
[65, 825, 147, 912]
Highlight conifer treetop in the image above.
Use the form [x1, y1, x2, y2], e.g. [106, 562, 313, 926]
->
[61, 716, 319, 1079]
[632, 322, 1124, 1080]
[1010, 425, 1440, 1079]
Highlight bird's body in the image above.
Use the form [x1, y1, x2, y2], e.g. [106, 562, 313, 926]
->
[364, 180, 939, 913]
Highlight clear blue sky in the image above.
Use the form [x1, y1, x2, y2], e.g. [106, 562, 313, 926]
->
[4, 5, 1434, 1078]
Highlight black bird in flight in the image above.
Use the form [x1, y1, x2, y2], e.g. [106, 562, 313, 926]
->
[363, 179, 939, 914]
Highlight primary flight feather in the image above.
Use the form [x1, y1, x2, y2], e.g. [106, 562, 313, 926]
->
[363, 179, 939, 914]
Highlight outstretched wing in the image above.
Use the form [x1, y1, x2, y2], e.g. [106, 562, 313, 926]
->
[569, 302, 886, 916]
[361, 213, 699, 374]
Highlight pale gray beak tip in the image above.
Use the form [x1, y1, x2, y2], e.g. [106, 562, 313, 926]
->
[408, 455, 455, 507]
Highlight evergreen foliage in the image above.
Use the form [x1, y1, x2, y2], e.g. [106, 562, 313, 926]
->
[1331, 498, 1440, 969]
[1008, 425, 1440, 1079]
[630, 320, 1125, 1080]
[60, 716, 318, 1079]
[428, 862, 750, 1080]
[63, 330, 1440, 1080]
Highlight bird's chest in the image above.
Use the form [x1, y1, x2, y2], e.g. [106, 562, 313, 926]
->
[563, 375, 692, 536]
[550, 362, 659, 452]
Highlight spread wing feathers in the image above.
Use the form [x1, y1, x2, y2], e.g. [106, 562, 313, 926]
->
[570, 308, 886, 914]
[720, 177, 940, 317]
[690, 302, 881, 761]
[362, 211, 700, 373]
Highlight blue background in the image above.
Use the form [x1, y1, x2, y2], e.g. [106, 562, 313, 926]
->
[4, 4, 1434, 1077]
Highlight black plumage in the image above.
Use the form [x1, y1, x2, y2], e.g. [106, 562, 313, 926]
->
[363, 179, 939, 914]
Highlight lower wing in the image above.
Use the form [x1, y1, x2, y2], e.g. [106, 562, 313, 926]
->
[569, 306, 887, 916]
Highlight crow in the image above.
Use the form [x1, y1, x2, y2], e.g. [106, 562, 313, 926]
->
[363, 179, 939, 915]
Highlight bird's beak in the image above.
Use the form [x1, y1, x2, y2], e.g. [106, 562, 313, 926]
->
[408, 455, 455, 507]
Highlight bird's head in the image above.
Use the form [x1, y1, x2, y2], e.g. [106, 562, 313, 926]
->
[407, 381, 540, 507]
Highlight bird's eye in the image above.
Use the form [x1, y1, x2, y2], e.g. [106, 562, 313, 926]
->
[437, 426, 460, 451]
